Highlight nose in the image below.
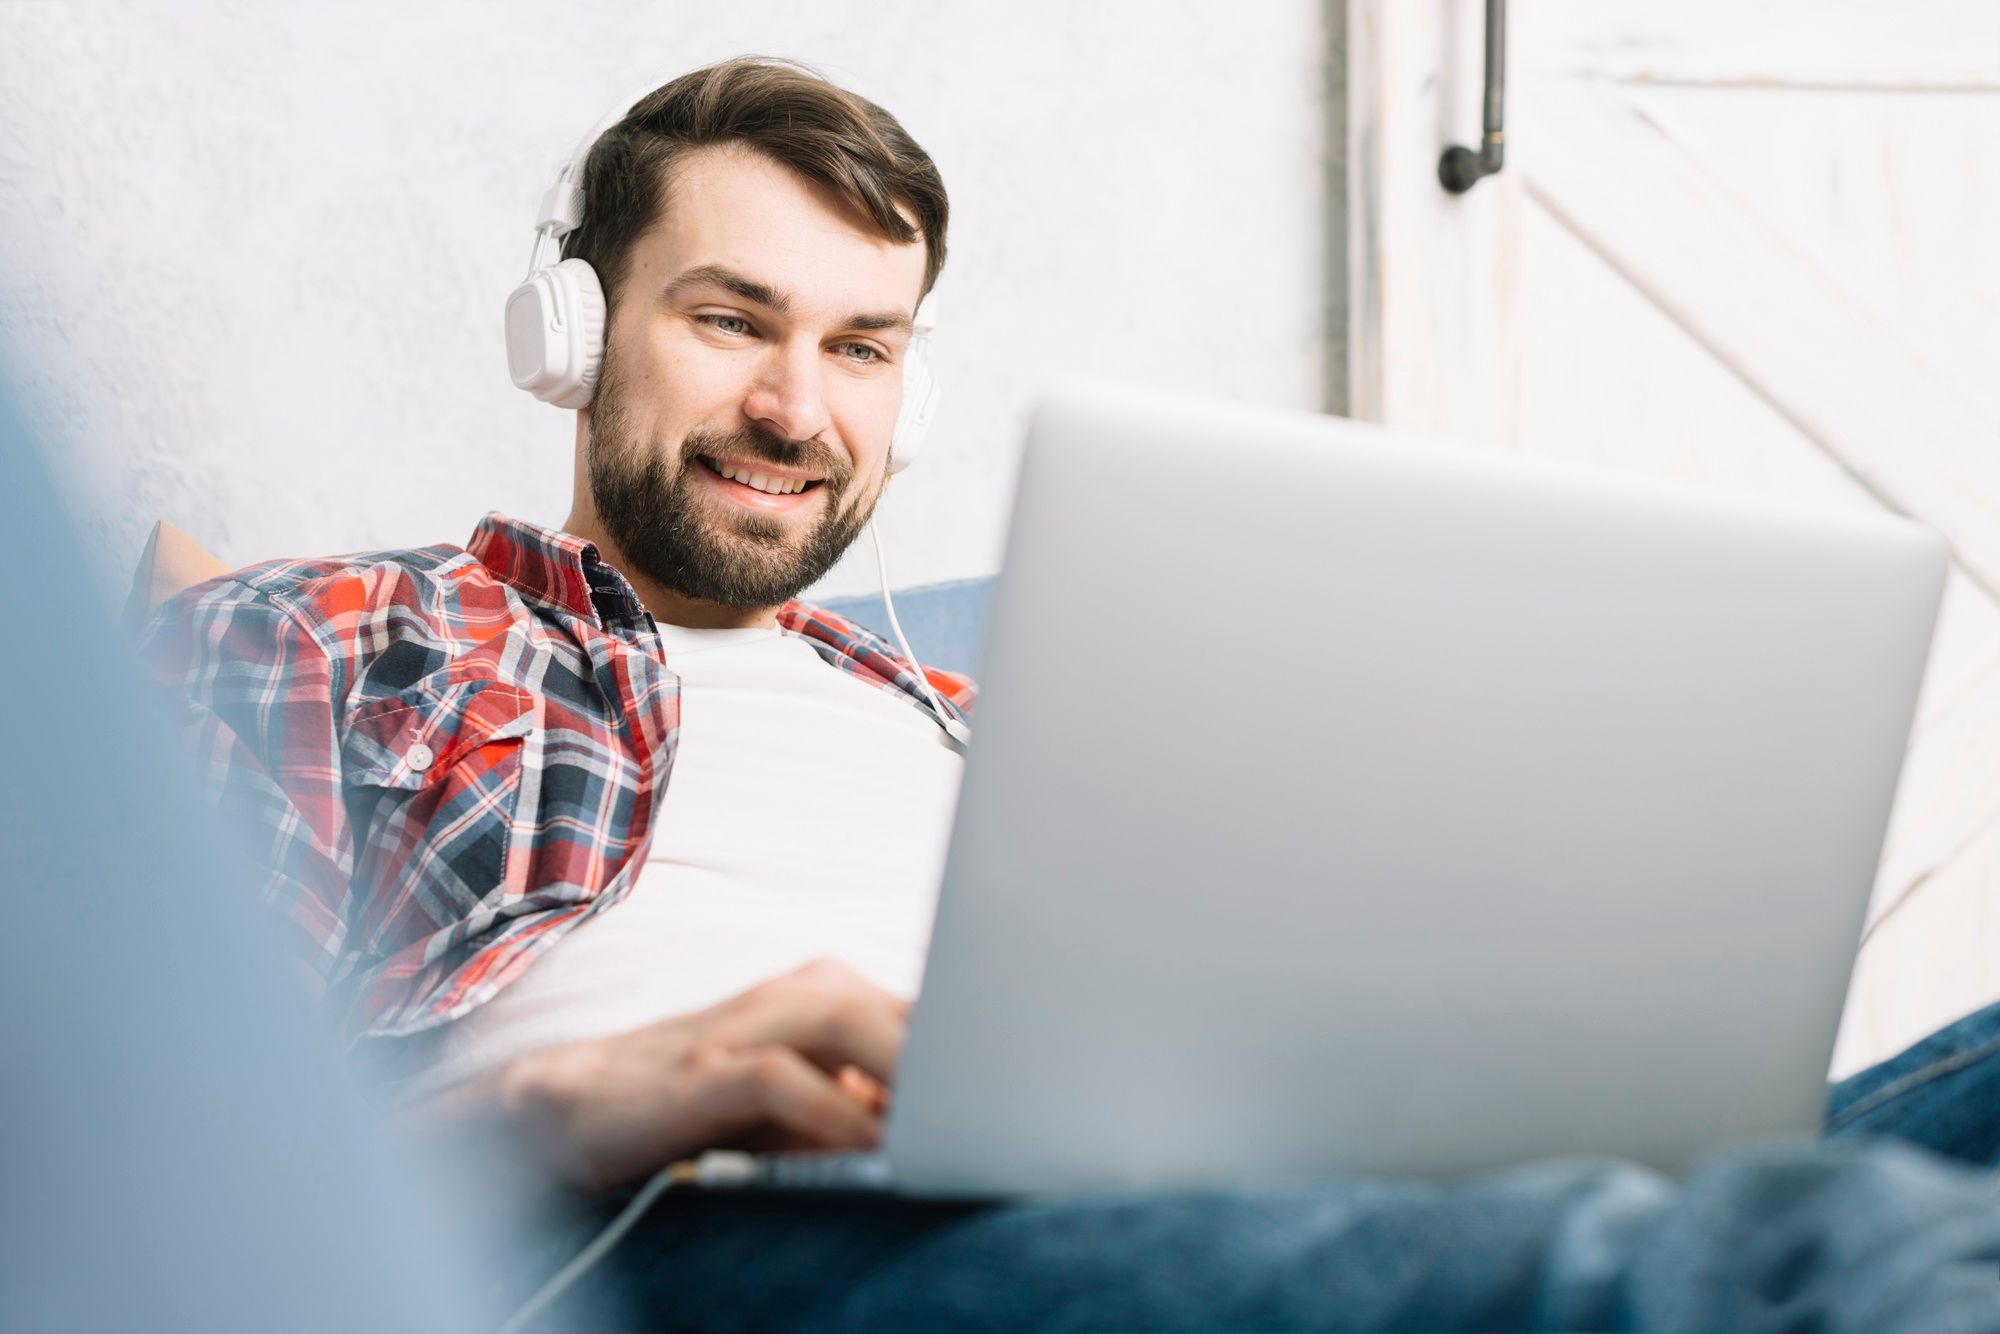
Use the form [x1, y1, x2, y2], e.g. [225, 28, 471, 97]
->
[742, 336, 833, 445]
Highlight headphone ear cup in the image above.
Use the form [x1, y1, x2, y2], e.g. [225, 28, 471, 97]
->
[546, 259, 606, 409]
[504, 258, 606, 409]
[889, 328, 940, 474]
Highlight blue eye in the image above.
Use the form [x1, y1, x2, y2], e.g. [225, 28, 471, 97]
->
[838, 343, 882, 364]
[702, 315, 752, 336]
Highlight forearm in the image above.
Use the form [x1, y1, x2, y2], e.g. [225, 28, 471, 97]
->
[394, 1048, 606, 1203]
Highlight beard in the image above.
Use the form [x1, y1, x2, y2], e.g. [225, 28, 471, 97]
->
[585, 356, 884, 610]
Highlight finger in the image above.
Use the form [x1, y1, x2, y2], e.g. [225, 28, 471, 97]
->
[716, 1046, 883, 1151]
[791, 990, 908, 1087]
[836, 1064, 889, 1115]
[717, 963, 908, 1085]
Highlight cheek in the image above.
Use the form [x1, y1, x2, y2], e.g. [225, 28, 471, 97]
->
[628, 331, 748, 437]
[658, 339, 737, 400]
[831, 379, 902, 472]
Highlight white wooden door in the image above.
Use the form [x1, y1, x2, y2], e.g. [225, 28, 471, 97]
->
[1349, 0, 2000, 1077]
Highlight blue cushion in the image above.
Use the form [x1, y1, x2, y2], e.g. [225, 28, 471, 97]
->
[816, 577, 995, 679]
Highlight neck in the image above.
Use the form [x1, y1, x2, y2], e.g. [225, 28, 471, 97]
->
[559, 507, 783, 631]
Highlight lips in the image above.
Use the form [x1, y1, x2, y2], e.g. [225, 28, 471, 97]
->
[695, 454, 827, 512]
[697, 454, 825, 494]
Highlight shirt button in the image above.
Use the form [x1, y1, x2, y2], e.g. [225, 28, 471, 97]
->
[406, 742, 435, 772]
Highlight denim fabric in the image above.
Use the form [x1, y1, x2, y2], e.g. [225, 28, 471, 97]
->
[1827, 998, 2000, 1169]
[524, 1005, 2000, 1333]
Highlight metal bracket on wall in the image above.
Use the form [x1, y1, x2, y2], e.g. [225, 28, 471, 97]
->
[1439, 0, 1506, 194]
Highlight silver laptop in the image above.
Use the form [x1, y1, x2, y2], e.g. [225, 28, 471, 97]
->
[869, 379, 1945, 1197]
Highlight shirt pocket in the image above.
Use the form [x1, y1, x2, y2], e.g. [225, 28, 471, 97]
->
[340, 670, 538, 959]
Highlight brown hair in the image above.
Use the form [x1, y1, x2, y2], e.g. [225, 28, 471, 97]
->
[562, 57, 948, 318]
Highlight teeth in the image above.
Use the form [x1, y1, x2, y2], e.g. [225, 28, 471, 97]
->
[714, 460, 811, 496]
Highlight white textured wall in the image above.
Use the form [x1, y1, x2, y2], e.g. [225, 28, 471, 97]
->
[0, 0, 1329, 600]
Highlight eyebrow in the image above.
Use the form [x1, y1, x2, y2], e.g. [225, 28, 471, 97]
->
[663, 263, 913, 337]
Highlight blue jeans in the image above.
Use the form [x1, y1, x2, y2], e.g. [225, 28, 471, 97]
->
[532, 1003, 2000, 1331]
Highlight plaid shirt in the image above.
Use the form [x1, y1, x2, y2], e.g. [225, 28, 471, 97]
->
[140, 513, 975, 1047]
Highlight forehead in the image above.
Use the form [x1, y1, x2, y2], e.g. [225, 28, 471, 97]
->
[633, 144, 927, 317]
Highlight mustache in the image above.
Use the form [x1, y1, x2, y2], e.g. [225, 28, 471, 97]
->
[679, 423, 854, 489]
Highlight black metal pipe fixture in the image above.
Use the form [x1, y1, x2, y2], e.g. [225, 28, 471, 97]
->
[1439, 0, 1506, 194]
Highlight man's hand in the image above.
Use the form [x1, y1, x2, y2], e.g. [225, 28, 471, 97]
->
[495, 959, 907, 1192]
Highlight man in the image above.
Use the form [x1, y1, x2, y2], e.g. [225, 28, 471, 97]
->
[143, 57, 2000, 1331]
[146, 58, 963, 1189]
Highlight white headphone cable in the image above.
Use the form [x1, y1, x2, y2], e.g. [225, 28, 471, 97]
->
[868, 520, 972, 748]
[495, 1151, 762, 1334]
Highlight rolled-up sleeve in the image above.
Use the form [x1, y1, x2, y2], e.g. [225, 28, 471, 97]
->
[139, 577, 354, 988]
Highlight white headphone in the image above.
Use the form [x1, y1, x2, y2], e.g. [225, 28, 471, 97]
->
[502, 100, 942, 473]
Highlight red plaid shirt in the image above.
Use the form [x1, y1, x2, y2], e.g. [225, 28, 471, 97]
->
[140, 513, 975, 1047]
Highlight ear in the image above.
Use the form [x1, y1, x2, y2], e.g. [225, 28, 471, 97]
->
[126, 519, 230, 624]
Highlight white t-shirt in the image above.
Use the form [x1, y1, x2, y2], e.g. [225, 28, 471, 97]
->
[412, 623, 964, 1097]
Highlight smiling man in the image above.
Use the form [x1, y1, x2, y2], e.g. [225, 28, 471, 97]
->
[138, 56, 2000, 1334]
[144, 59, 967, 1190]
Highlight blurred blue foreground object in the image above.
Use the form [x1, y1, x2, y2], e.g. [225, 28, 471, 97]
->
[0, 376, 493, 1334]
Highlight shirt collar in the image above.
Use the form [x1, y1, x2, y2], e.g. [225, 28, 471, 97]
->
[467, 513, 963, 725]
[467, 512, 646, 628]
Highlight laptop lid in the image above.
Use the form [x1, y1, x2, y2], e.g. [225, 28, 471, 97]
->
[887, 380, 1945, 1196]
